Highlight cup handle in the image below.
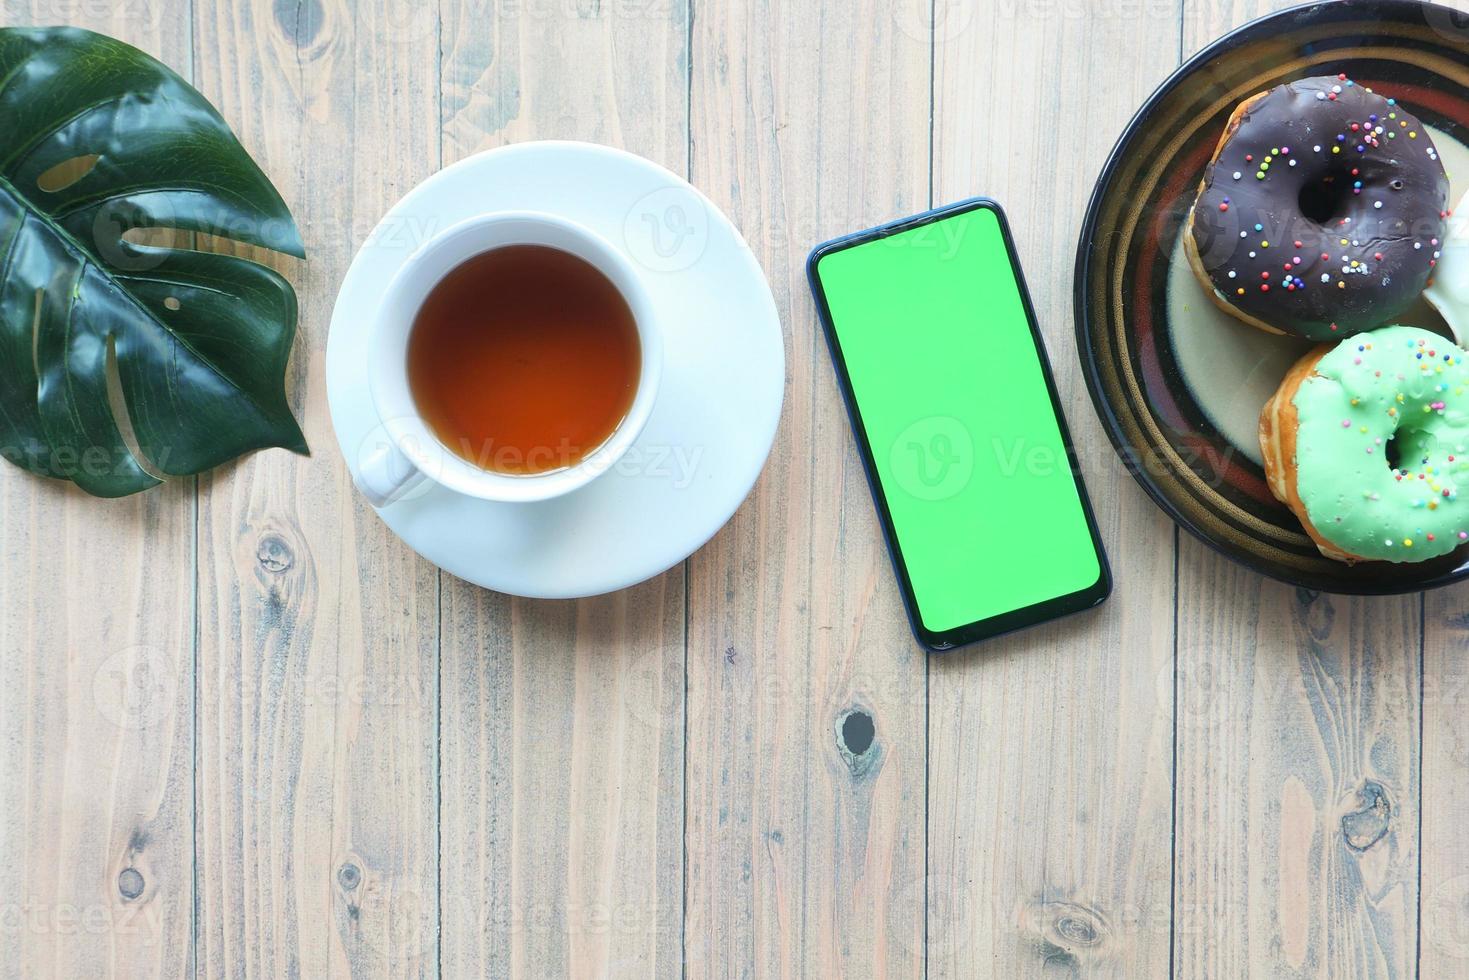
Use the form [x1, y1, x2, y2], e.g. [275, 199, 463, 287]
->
[356, 439, 427, 508]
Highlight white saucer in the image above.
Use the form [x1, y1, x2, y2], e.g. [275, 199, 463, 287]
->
[325, 142, 785, 598]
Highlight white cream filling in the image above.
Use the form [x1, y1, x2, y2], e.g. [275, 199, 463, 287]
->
[1425, 189, 1469, 346]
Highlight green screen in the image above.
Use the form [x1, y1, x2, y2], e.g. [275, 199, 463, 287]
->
[816, 206, 1100, 633]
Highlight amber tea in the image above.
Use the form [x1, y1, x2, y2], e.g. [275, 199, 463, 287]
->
[406, 244, 642, 475]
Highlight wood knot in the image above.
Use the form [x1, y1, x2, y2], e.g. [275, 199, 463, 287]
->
[841, 710, 875, 756]
[274, 0, 325, 47]
[1023, 899, 1112, 965]
[338, 862, 361, 890]
[1341, 780, 1392, 852]
[117, 867, 144, 901]
[256, 534, 294, 573]
[1055, 910, 1103, 947]
[1295, 588, 1334, 641]
[834, 706, 881, 779]
[242, 522, 311, 628]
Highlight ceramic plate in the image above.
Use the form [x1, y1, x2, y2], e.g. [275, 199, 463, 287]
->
[1076, 0, 1469, 593]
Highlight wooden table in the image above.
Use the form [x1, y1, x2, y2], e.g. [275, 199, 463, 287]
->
[4, 0, 1468, 976]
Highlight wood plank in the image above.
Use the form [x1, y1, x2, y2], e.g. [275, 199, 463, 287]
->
[1419, 9, 1469, 980]
[0, 4, 195, 978]
[1422, 588, 1469, 979]
[191, 1, 441, 976]
[435, 3, 689, 977]
[683, 1, 930, 975]
[1174, 562, 1420, 979]
[925, 0, 1179, 975]
[1173, 3, 1423, 978]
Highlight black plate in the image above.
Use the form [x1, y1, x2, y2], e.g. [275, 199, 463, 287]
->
[1075, 0, 1469, 594]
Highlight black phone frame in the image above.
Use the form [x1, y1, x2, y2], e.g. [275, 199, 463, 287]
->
[807, 197, 1112, 652]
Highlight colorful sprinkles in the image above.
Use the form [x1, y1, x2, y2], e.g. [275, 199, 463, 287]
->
[1290, 329, 1469, 563]
[1200, 75, 1448, 339]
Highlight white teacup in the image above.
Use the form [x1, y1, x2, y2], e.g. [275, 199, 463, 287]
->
[356, 211, 663, 507]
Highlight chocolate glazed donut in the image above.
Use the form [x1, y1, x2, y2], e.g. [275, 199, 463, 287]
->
[1187, 75, 1449, 342]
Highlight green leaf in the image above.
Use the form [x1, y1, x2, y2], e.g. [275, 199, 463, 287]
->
[0, 26, 308, 497]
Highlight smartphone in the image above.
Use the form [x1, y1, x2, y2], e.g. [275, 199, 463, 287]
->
[807, 198, 1110, 651]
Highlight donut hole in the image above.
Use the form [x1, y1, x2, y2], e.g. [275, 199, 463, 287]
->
[1385, 432, 1404, 470]
[1298, 171, 1353, 225]
[1385, 423, 1441, 474]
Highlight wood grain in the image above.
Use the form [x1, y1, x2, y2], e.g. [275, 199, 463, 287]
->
[1173, 4, 1425, 978]
[0, 3, 194, 979]
[7, 2, 1469, 977]
[435, 2, 689, 977]
[191, 0, 441, 976]
[924, 0, 1179, 975]
[1174, 562, 1421, 979]
[1419, 6, 1469, 978]
[1422, 586, 1469, 980]
[683, 0, 931, 975]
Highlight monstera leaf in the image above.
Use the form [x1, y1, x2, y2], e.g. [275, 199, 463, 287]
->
[0, 26, 307, 497]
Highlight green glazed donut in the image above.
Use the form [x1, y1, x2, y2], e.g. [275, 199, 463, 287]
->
[1261, 325, 1469, 563]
